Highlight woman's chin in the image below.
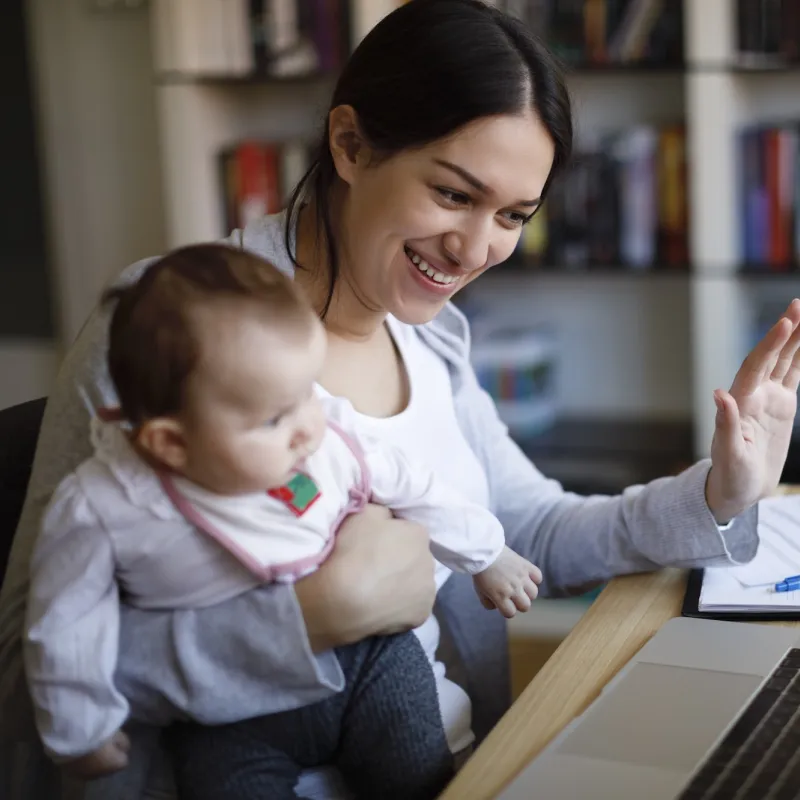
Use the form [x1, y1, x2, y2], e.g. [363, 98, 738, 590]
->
[390, 297, 452, 326]
[387, 269, 464, 325]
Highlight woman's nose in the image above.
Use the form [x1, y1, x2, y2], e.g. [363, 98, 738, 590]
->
[442, 220, 492, 272]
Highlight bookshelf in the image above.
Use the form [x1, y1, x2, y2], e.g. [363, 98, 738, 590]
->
[685, 0, 800, 455]
[149, 0, 800, 463]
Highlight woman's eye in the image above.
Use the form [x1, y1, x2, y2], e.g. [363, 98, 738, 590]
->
[437, 187, 470, 206]
[502, 210, 536, 227]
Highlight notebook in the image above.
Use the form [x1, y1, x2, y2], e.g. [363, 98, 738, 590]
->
[682, 494, 800, 618]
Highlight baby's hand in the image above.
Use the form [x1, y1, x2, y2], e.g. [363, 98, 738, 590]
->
[473, 547, 542, 619]
[63, 730, 130, 779]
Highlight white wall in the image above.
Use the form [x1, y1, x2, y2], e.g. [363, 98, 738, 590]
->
[1, 0, 165, 409]
[26, 0, 166, 346]
[467, 272, 692, 419]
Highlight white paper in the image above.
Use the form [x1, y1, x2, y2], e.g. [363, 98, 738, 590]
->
[700, 495, 800, 611]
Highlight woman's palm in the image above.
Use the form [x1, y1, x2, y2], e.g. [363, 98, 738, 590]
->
[708, 300, 800, 520]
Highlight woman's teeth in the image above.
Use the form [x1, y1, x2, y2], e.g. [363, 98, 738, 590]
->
[406, 247, 457, 285]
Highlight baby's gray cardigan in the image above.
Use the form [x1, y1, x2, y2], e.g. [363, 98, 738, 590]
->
[0, 212, 758, 799]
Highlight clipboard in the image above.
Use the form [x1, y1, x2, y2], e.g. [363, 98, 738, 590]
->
[680, 494, 800, 621]
[681, 568, 800, 622]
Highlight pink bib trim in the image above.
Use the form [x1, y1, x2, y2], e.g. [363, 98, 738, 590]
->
[159, 421, 372, 583]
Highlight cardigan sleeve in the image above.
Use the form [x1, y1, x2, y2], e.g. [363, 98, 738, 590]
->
[442, 322, 759, 596]
[24, 475, 126, 761]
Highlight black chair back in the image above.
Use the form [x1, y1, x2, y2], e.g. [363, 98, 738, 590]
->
[0, 397, 46, 586]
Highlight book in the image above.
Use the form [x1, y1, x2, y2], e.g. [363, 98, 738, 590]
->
[218, 138, 312, 232]
[512, 124, 688, 271]
[738, 122, 800, 271]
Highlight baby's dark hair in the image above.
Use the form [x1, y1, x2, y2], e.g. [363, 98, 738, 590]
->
[103, 243, 313, 425]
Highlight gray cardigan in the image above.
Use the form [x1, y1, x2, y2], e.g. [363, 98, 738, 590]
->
[0, 213, 759, 799]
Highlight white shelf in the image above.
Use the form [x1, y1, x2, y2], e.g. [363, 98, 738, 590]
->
[157, 80, 334, 246]
[568, 71, 684, 140]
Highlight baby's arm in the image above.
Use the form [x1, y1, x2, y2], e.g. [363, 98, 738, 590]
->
[24, 472, 130, 777]
[366, 446, 541, 616]
[365, 440, 504, 574]
[326, 397, 542, 617]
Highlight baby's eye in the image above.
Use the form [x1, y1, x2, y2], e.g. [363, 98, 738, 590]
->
[263, 414, 282, 429]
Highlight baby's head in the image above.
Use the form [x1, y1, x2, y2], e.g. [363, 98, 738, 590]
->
[104, 244, 327, 494]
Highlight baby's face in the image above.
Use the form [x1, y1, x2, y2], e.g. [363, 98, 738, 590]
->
[177, 307, 328, 495]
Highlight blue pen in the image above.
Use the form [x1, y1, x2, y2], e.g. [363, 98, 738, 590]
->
[775, 575, 800, 592]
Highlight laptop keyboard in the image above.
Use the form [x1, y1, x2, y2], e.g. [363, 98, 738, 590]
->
[679, 648, 800, 799]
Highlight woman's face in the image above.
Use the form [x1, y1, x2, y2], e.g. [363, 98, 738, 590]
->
[331, 109, 555, 325]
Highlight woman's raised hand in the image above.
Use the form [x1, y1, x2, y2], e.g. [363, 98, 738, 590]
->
[706, 299, 800, 522]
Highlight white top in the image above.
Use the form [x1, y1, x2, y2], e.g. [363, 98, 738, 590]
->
[315, 317, 493, 759]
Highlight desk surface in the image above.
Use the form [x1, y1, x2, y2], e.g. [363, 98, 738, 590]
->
[441, 487, 800, 800]
[439, 568, 692, 799]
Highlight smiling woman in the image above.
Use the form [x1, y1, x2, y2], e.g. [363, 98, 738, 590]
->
[4, 1, 800, 800]
[296, 110, 556, 325]
[287, 0, 570, 326]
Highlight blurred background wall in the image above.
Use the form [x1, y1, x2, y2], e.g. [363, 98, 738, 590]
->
[2, 0, 165, 408]
[6, 0, 800, 684]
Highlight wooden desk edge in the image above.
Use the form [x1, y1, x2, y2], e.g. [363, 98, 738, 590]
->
[438, 568, 688, 799]
[441, 485, 800, 800]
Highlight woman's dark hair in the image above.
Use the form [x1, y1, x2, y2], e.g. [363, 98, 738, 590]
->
[285, 0, 573, 317]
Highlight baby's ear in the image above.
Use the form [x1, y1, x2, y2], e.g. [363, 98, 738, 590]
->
[134, 418, 187, 471]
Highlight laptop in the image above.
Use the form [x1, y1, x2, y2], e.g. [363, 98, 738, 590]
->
[498, 616, 800, 799]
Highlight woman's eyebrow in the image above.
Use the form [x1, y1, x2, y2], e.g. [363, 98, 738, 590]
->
[432, 158, 541, 207]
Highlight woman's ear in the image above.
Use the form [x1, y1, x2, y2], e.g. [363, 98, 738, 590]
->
[328, 105, 369, 185]
[134, 418, 188, 472]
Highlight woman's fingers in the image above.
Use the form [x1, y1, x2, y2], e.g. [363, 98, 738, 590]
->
[733, 315, 793, 395]
[714, 390, 741, 453]
[783, 348, 800, 393]
[759, 299, 800, 381]
[773, 316, 800, 385]
[732, 299, 799, 394]
[786, 298, 800, 326]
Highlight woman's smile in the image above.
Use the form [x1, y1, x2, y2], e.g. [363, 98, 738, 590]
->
[404, 246, 458, 286]
[404, 245, 461, 296]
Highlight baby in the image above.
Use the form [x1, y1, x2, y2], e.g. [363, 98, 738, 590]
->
[24, 244, 541, 799]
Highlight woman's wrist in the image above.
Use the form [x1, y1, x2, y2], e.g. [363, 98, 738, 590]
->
[704, 465, 742, 525]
